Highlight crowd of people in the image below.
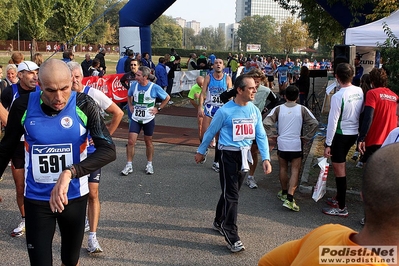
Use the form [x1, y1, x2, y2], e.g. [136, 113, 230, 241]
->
[0, 47, 398, 264]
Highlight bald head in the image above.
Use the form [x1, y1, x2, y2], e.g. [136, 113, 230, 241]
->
[196, 76, 204, 87]
[39, 59, 71, 83]
[362, 143, 399, 226]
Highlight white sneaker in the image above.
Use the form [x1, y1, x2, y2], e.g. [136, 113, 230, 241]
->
[145, 164, 154, 175]
[121, 164, 133, 175]
[246, 177, 258, 189]
[356, 161, 363, 168]
[87, 236, 103, 253]
[227, 240, 245, 253]
[84, 216, 90, 232]
[11, 220, 25, 237]
[168, 100, 174, 105]
[212, 162, 219, 173]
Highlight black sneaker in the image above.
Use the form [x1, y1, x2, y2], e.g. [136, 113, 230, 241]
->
[212, 221, 224, 236]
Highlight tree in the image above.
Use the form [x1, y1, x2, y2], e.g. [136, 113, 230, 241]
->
[151, 15, 182, 48]
[53, 0, 95, 46]
[274, 0, 398, 52]
[277, 17, 313, 55]
[19, 0, 56, 57]
[0, 0, 20, 39]
[380, 23, 399, 94]
[192, 27, 225, 51]
[237, 15, 276, 53]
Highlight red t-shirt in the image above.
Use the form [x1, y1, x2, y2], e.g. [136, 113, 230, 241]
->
[365, 88, 398, 145]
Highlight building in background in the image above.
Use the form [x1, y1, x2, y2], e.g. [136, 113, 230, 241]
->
[174, 17, 186, 28]
[221, 23, 240, 51]
[236, 0, 298, 24]
[173, 17, 201, 35]
[186, 20, 201, 35]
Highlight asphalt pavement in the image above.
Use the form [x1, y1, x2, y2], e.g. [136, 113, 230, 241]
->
[0, 78, 365, 266]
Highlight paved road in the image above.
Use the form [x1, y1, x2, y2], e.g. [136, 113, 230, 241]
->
[0, 78, 365, 266]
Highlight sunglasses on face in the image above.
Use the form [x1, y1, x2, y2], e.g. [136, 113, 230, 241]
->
[131, 64, 137, 66]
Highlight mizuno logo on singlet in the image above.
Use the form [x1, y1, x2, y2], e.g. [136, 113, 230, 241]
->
[34, 147, 48, 153]
[33, 146, 72, 154]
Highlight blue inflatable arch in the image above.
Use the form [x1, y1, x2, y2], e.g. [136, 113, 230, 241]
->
[315, 0, 375, 28]
[119, 0, 176, 56]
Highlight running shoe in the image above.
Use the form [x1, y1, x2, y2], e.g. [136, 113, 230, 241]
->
[212, 162, 219, 173]
[246, 177, 258, 189]
[283, 199, 300, 212]
[168, 100, 174, 105]
[200, 148, 209, 164]
[212, 221, 224, 236]
[277, 190, 287, 202]
[351, 151, 360, 161]
[85, 216, 90, 232]
[145, 164, 154, 175]
[227, 240, 245, 253]
[87, 236, 103, 253]
[322, 207, 349, 217]
[356, 161, 363, 168]
[326, 197, 339, 208]
[11, 220, 25, 237]
[120, 164, 133, 176]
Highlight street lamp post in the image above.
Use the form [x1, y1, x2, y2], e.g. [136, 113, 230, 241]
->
[232, 31, 235, 51]
[17, 21, 20, 51]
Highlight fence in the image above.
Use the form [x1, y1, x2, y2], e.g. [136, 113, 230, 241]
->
[0, 40, 119, 54]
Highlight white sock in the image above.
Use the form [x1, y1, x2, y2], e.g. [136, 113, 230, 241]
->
[147, 161, 152, 166]
[248, 175, 254, 180]
[126, 162, 132, 167]
[89, 232, 96, 239]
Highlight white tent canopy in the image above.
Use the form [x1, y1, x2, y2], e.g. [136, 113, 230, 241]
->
[345, 9, 399, 47]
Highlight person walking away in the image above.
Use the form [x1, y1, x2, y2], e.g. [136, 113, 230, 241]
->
[264, 85, 318, 211]
[95, 48, 107, 74]
[294, 66, 310, 106]
[323, 63, 363, 217]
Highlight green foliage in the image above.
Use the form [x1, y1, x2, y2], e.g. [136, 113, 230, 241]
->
[152, 15, 182, 48]
[192, 27, 225, 51]
[0, 0, 20, 39]
[237, 15, 276, 53]
[277, 17, 312, 54]
[380, 23, 399, 94]
[274, 0, 398, 51]
[19, 0, 56, 40]
[53, 0, 95, 45]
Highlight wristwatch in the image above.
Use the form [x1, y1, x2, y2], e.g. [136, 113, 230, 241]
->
[65, 165, 77, 179]
[157, 107, 162, 112]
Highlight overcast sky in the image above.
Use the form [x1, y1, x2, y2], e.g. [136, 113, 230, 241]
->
[164, 0, 236, 28]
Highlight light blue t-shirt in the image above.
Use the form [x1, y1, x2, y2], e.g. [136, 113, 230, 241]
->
[198, 100, 270, 161]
